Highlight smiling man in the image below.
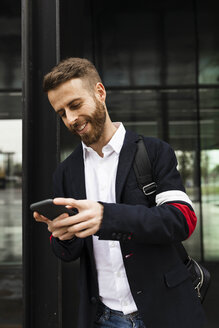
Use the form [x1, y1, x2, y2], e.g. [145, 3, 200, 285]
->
[47, 76, 115, 157]
[34, 57, 206, 328]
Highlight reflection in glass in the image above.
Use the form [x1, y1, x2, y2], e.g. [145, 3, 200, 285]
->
[200, 88, 219, 260]
[0, 2, 22, 325]
[201, 150, 219, 260]
[0, 93, 22, 119]
[94, 3, 196, 87]
[198, 2, 219, 85]
[0, 118, 22, 325]
[0, 35, 21, 89]
[0, 120, 22, 264]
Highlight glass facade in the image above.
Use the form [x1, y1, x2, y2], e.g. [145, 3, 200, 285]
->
[200, 88, 219, 260]
[0, 1, 22, 326]
[60, 0, 219, 263]
[198, 1, 219, 261]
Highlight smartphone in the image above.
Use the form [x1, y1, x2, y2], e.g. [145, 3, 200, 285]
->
[30, 199, 77, 220]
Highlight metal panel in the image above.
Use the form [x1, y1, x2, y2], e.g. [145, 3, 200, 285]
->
[22, 0, 61, 327]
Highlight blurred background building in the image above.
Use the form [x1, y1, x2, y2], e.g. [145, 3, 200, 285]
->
[0, 0, 218, 327]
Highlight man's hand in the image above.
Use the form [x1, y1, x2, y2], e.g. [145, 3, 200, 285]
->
[52, 198, 104, 238]
[33, 211, 75, 240]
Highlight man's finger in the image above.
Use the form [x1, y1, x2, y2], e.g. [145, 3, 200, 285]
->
[67, 218, 97, 234]
[67, 218, 101, 236]
[75, 227, 96, 239]
[33, 211, 51, 223]
[52, 227, 69, 238]
[52, 210, 91, 228]
[52, 213, 69, 223]
[53, 197, 90, 211]
[59, 232, 75, 241]
[53, 197, 78, 207]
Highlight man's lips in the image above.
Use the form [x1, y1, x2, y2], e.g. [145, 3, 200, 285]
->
[75, 122, 88, 134]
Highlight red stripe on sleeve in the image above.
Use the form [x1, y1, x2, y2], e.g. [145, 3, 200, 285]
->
[50, 234, 53, 244]
[169, 203, 197, 238]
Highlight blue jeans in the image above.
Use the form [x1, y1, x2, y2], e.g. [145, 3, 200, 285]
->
[94, 302, 146, 328]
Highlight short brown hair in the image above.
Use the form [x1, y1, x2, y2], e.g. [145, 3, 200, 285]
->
[43, 57, 102, 92]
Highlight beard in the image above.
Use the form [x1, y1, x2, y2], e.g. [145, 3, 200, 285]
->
[69, 99, 106, 146]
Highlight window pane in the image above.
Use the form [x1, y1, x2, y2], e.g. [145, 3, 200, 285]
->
[198, 1, 219, 85]
[0, 3, 22, 325]
[164, 89, 201, 259]
[0, 3, 21, 89]
[94, 2, 196, 87]
[0, 93, 22, 119]
[0, 118, 22, 325]
[107, 90, 159, 137]
[200, 88, 219, 260]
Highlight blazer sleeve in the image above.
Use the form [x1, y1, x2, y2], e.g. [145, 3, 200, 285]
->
[97, 138, 197, 244]
[50, 164, 84, 262]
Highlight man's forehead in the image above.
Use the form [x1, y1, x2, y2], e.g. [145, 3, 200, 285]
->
[48, 78, 93, 109]
[53, 78, 91, 96]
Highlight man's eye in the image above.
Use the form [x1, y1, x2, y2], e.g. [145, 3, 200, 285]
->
[59, 111, 66, 118]
[70, 103, 81, 110]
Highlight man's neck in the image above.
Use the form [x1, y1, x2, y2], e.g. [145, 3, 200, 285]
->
[90, 120, 117, 157]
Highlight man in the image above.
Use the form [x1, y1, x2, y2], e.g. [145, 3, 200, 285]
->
[34, 57, 206, 328]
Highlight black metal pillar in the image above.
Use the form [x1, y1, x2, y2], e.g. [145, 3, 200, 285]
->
[22, 1, 61, 327]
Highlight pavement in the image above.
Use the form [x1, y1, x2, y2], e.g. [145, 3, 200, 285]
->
[0, 265, 22, 327]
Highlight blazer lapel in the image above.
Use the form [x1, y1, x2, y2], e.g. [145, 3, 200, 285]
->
[116, 130, 139, 202]
[68, 144, 87, 200]
[68, 144, 94, 258]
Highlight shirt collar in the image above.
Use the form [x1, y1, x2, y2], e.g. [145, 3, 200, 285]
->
[106, 122, 126, 154]
[82, 122, 126, 157]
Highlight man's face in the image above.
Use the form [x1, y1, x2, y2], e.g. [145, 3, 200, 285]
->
[48, 78, 106, 146]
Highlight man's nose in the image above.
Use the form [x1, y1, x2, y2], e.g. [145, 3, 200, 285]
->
[65, 109, 78, 125]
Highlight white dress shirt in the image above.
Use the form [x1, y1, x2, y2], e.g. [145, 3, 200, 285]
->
[82, 122, 138, 314]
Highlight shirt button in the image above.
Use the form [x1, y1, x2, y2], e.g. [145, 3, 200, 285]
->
[116, 271, 121, 278]
[110, 241, 115, 247]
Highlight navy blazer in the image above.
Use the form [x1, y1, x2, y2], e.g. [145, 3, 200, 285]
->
[51, 130, 207, 328]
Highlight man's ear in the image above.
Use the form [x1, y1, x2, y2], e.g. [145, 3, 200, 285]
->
[95, 82, 106, 102]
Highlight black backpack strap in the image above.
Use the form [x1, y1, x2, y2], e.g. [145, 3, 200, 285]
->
[134, 136, 157, 198]
[134, 135, 190, 262]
